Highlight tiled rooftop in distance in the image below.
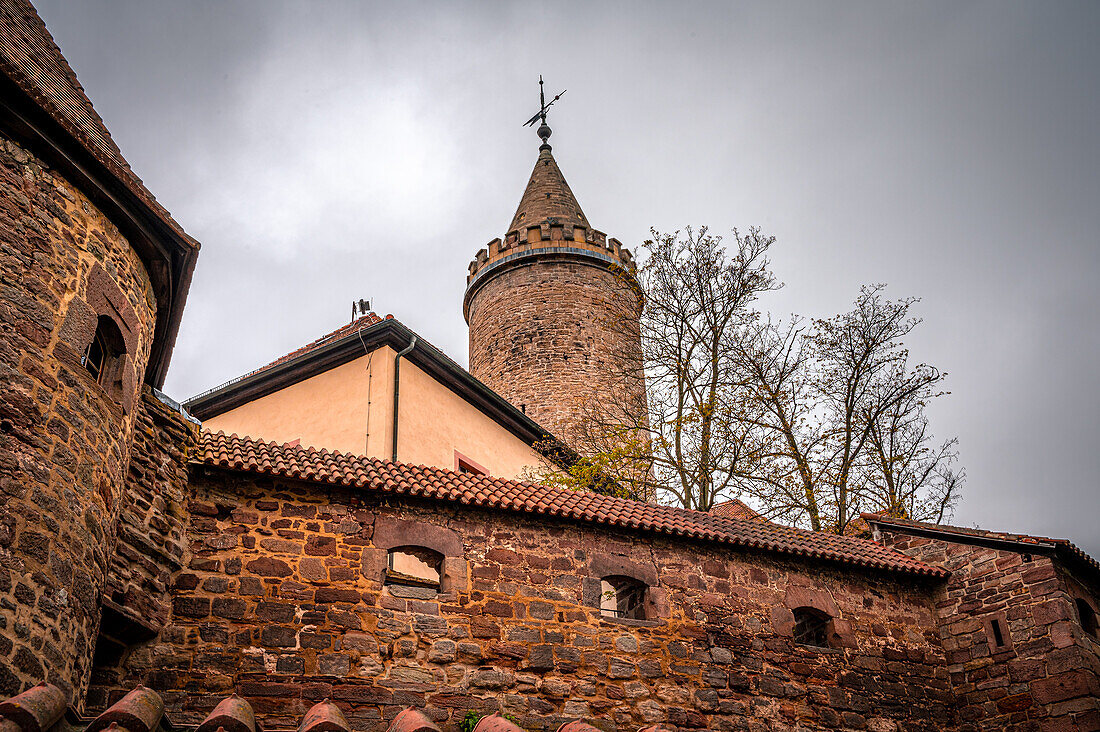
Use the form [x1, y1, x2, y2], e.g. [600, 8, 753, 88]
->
[247, 312, 384, 378]
[199, 431, 946, 579]
[709, 499, 769, 523]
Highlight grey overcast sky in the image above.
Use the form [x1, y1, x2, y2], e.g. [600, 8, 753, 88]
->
[34, 1, 1100, 553]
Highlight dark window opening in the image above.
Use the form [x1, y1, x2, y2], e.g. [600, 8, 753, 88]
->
[82, 315, 125, 394]
[600, 575, 647, 620]
[1076, 598, 1098, 638]
[385, 546, 442, 589]
[792, 607, 831, 648]
[457, 460, 483, 476]
[990, 618, 1006, 647]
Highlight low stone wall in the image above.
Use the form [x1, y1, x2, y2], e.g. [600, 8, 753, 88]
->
[113, 467, 953, 731]
[879, 530, 1100, 730]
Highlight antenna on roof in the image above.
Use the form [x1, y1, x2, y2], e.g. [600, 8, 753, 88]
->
[523, 75, 565, 148]
[351, 298, 371, 323]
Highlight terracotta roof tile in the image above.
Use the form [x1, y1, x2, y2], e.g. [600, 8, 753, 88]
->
[198, 431, 946, 578]
[710, 499, 770, 523]
[862, 513, 1100, 576]
[246, 312, 384, 378]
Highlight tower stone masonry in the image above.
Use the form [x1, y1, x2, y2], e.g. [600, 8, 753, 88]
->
[464, 135, 646, 449]
[0, 0, 198, 700]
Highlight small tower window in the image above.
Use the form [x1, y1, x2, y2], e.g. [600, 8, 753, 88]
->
[386, 546, 442, 589]
[600, 575, 647, 620]
[1076, 598, 1098, 638]
[82, 315, 125, 395]
[792, 607, 831, 648]
[990, 618, 1006, 648]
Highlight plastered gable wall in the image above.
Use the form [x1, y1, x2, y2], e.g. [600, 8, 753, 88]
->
[202, 353, 380, 457]
[108, 466, 955, 732]
[202, 347, 545, 480]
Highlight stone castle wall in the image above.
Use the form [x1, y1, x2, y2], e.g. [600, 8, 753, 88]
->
[879, 530, 1100, 730]
[0, 134, 156, 701]
[86, 387, 198, 711]
[466, 259, 644, 447]
[111, 466, 955, 732]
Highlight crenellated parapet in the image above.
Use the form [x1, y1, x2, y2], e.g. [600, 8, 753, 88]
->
[465, 135, 647, 445]
[466, 220, 635, 288]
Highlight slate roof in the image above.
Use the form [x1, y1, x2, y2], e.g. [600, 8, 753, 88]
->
[508, 146, 590, 233]
[199, 431, 946, 578]
[0, 0, 194, 245]
[863, 513, 1100, 577]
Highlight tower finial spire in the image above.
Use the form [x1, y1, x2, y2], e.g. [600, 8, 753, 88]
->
[522, 75, 566, 151]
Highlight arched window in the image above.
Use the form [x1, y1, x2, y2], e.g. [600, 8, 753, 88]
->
[1076, 598, 1098, 638]
[386, 546, 442, 590]
[792, 607, 831, 648]
[600, 575, 647, 620]
[82, 315, 126, 397]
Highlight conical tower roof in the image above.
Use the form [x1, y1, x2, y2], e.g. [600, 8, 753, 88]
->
[508, 145, 590, 233]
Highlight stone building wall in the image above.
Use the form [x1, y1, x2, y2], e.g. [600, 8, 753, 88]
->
[878, 530, 1100, 730]
[115, 466, 955, 732]
[0, 135, 156, 700]
[86, 387, 198, 711]
[466, 260, 644, 447]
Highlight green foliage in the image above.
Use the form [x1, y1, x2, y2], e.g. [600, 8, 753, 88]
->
[460, 712, 522, 732]
[460, 711, 482, 732]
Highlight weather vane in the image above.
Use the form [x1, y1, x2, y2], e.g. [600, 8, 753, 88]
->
[523, 75, 566, 148]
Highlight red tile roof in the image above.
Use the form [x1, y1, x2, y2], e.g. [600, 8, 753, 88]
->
[862, 513, 1099, 577]
[198, 431, 946, 578]
[710, 499, 769, 523]
[247, 312, 384, 378]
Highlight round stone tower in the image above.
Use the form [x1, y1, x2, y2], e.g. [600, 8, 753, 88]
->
[464, 125, 645, 445]
[0, 2, 197, 702]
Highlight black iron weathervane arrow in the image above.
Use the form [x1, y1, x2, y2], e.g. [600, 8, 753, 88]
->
[523, 75, 565, 147]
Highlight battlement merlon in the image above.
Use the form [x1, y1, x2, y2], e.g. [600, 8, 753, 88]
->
[466, 221, 635, 285]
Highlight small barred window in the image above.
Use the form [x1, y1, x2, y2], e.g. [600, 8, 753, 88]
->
[1076, 598, 1098, 638]
[792, 607, 831, 648]
[600, 575, 647, 620]
[83, 315, 124, 387]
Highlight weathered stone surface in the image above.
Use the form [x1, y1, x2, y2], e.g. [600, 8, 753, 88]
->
[0, 135, 160, 700]
[118, 468, 974, 732]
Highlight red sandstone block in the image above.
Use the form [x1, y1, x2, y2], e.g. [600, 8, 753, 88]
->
[483, 601, 513, 618]
[237, 681, 301, 697]
[1033, 600, 1071, 625]
[1031, 670, 1097, 705]
[314, 587, 361, 604]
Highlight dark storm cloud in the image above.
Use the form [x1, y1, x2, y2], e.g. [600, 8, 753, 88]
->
[34, 1, 1100, 553]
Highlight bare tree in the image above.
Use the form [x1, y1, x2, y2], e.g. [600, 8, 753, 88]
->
[861, 387, 962, 523]
[529, 229, 964, 533]
[529, 227, 778, 509]
[737, 285, 957, 533]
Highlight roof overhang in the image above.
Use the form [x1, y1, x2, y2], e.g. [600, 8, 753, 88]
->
[865, 515, 1100, 585]
[183, 318, 554, 449]
[0, 73, 199, 389]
